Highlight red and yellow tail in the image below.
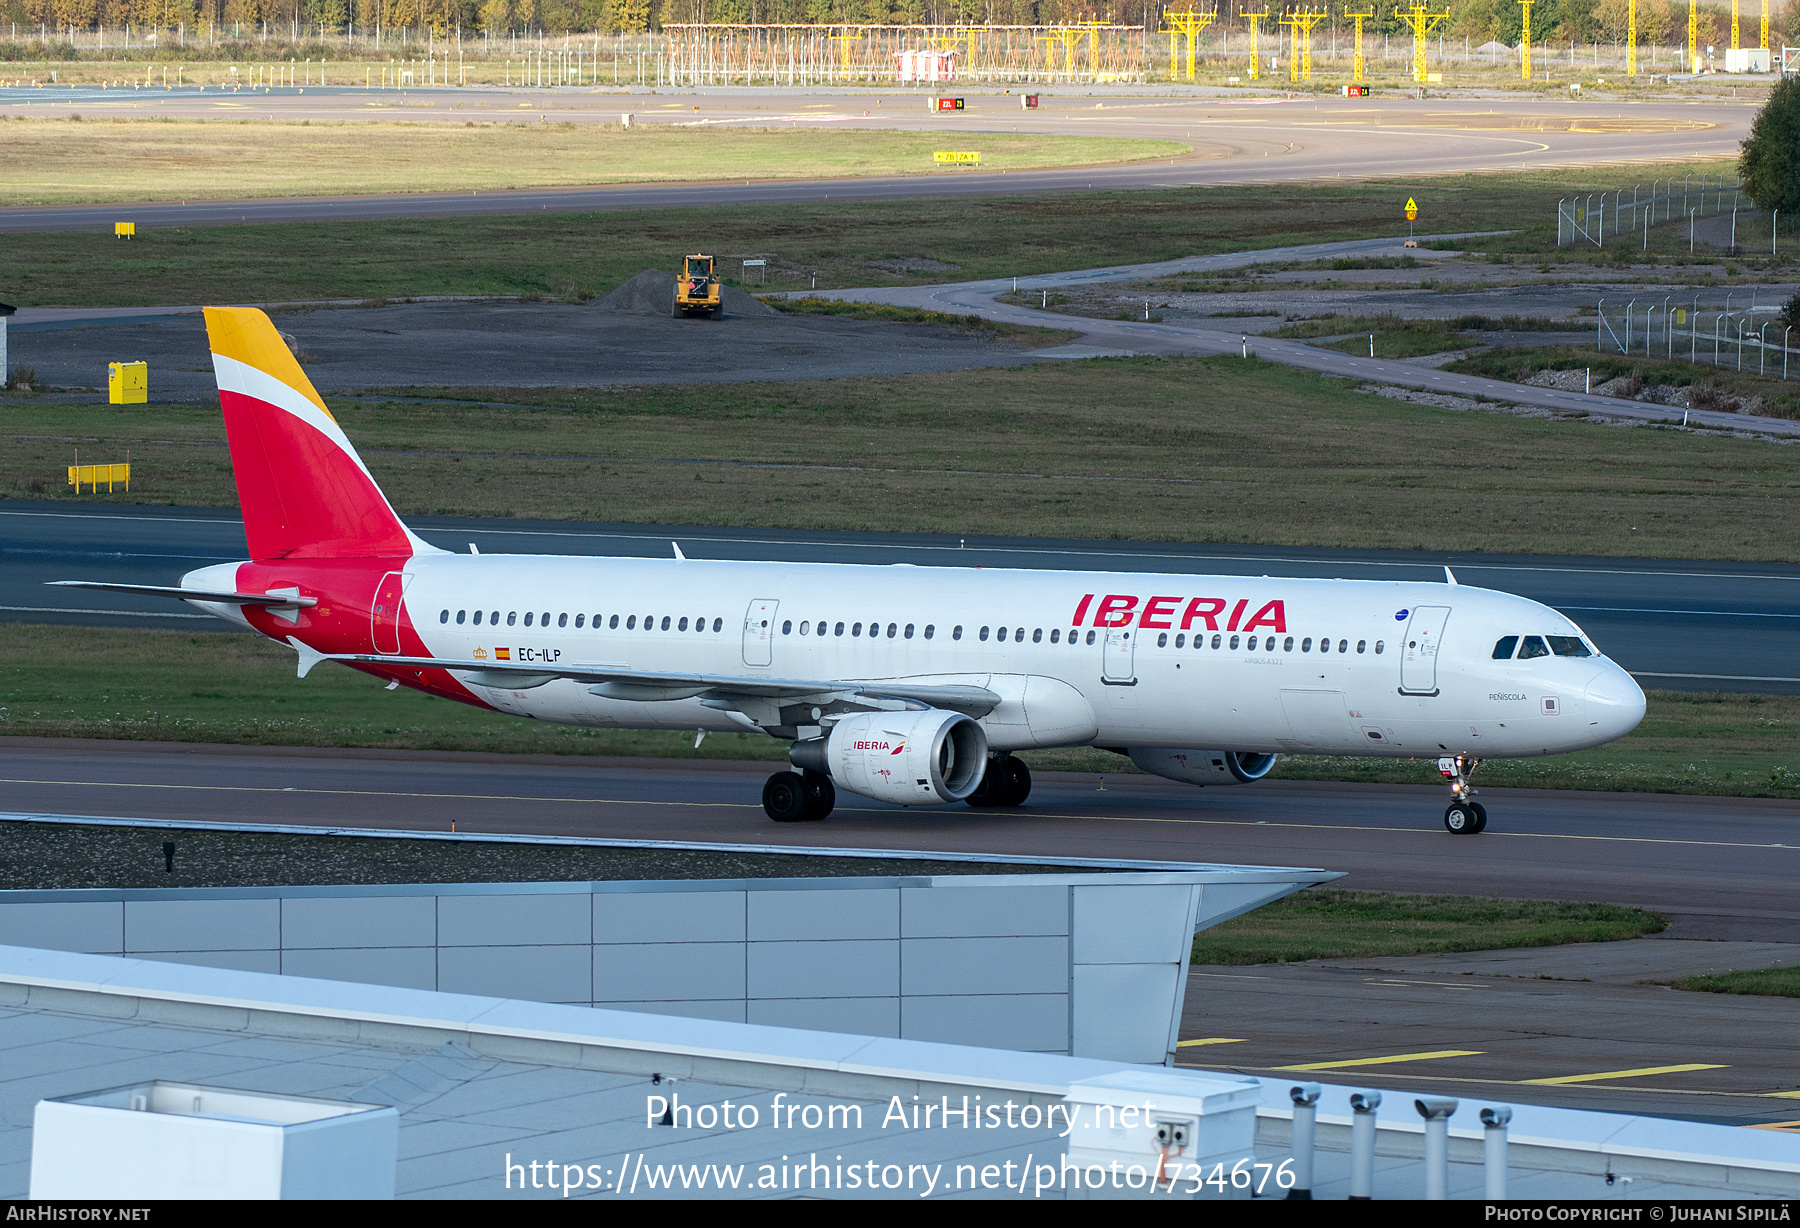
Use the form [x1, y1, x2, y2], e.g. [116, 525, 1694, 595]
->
[205, 307, 430, 562]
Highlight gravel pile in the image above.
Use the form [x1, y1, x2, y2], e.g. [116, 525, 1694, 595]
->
[593, 268, 778, 318]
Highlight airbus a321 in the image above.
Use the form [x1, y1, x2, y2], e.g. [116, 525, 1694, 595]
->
[55, 309, 1647, 831]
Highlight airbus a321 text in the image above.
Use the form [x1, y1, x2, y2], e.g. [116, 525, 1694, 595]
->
[54, 309, 1647, 831]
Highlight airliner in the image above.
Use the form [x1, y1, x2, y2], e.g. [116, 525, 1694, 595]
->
[54, 308, 1647, 832]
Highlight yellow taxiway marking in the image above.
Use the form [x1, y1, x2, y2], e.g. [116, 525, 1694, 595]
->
[1191, 1064, 1764, 1100]
[1764, 1090, 1800, 1099]
[1525, 1063, 1729, 1086]
[1, 777, 1795, 856]
[1275, 1049, 1482, 1072]
[1745, 1121, 1800, 1131]
[1177, 1038, 1245, 1048]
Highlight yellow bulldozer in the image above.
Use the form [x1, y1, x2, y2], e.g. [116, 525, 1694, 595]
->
[673, 254, 722, 318]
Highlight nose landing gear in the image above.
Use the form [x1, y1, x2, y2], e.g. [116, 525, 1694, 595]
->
[1439, 754, 1486, 834]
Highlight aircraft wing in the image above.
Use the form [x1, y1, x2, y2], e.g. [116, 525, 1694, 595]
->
[48, 580, 318, 608]
[336, 653, 1002, 719]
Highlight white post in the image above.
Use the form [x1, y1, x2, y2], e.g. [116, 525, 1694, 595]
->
[1416, 1097, 1457, 1200]
[1287, 1084, 1320, 1200]
[1481, 1106, 1512, 1199]
[1348, 1091, 1380, 1200]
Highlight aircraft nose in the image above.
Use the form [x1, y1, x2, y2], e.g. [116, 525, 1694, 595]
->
[1584, 664, 1646, 743]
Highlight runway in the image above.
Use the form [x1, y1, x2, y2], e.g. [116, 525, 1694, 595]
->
[2, 740, 1796, 941]
[6, 501, 1797, 693]
[0, 87, 1751, 231]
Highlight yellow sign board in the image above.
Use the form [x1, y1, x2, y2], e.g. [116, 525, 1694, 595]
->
[1405, 196, 1419, 221]
[933, 151, 981, 164]
[68, 463, 131, 493]
[113, 221, 136, 239]
[108, 360, 148, 405]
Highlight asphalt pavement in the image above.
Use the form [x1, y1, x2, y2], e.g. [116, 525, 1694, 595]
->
[5, 501, 1796, 693]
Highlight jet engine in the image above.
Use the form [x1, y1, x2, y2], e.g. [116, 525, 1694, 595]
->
[1126, 749, 1278, 786]
[795, 709, 989, 805]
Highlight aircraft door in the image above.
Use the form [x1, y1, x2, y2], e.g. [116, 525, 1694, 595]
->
[1399, 605, 1451, 695]
[742, 599, 779, 667]
[371, 571, 412, 654]
[1102, 627, 1136, 684]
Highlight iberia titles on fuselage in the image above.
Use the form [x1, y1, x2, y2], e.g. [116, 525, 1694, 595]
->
[53, 308, 1647, 829]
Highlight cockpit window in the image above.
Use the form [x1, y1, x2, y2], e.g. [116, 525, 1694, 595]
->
[1546, 635, 1592, 658]
[1492, 636, 1519, 660]
[1516, 635, 1550, 660]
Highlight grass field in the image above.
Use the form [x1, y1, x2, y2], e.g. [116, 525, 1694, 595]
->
[2, 625, 1794, 799]
[0, 161, 1740, 308]
[1445, 345, 1800, 419]
[0, 118, 1186, 207]
[1188, 890, 1668, 966]
[1668, 966, 1800, 998]
[8, 353, 1800, 561]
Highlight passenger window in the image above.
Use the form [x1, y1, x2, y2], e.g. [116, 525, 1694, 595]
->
[888, 623, 898, 638]
[1050, 628, 1060, 644]
[1547, 636, 1592, 658]
[1374, 640, 1384, 654]
[952, 625, 963, 640]
[523, 612, 534, 627]
[1301, 637, 1311, 652]
[1211, 634, 1221, 649]
[852, 623, 863, 637]
[472, 610, 483, 625]
[1317, 637, 1327, 653]
[1492, 636, 1519, 660]
[905, 624, 915, 639]
[660, 616, 670, 631]
[781, 620, 791, 635]
[1356, 639, 1365, 653]
[1015, 627, 1024, 642]
[980, 627, 990, 641]
[997, 627, 1008, 642]
[1174, 633, 1184, 648]
[836, 622, 846, 636]
[1284, 636, 1294, 652]
[1229, 634, 1239, 650]
[558, 613, 568, 628]
[924, 625, 934, 640]
[712, 618, 723, 632]
[1157, 632, 1168, 647]
[1517, 635, 1550, 659]
[610, 615, 620, 629]
[439, 609, 449, 624]
[799, 621, 809, 635]
[1339, 639, 1348, 653]
[1085, 630, 1096, 645]
[455, 610, 466, 625]
[626, 615, 637, 630]
[575, 614, 585, 628]
[1032, 628, 1042, 643]
[507, 612, 518, 626]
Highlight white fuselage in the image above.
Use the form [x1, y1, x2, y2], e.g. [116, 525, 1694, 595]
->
[191, 553, 1646, 760]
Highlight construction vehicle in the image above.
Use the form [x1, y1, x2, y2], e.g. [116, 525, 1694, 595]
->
[673, 254, 722, 318]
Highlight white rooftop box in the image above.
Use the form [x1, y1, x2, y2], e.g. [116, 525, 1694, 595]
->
[30, 1080, 397, 1200]
[1063, 1069, 1262, 1200]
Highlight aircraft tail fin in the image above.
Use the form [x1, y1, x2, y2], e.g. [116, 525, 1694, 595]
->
[204, 307, 432, 561]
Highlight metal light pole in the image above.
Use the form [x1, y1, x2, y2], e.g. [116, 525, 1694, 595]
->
[1785, 325, 1792, 380]
[1760, 321, 1770, 374]
[1661, 295, 1672, 356]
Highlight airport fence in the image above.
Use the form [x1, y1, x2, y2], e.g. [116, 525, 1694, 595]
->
[1557, 173, 1742, 247]
[1594, 294, 1796, 380]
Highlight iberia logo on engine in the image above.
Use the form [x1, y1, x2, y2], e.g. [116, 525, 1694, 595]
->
[852, 741, 906, 755]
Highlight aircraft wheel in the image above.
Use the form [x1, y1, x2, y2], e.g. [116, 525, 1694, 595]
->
[802, 771, 835, 821]
[1444, 802, 1481, 835]
[964, 757, 1009, 808]
[1002, 757, 1033, 807]
[763, 772, 811, 822]
[1468, 802, 1488, 834]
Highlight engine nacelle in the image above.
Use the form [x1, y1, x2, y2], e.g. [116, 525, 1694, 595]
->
[809, 709, 989, 805]
[1126, 749, 1278, 787]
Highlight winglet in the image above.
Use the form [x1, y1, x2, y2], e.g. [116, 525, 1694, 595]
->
[1445, 567, 1459, 586]
[672, 542, 686, 562]
[290, 636, 328, 679]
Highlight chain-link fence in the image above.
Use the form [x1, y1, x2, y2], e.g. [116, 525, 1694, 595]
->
[1558, 174, 1742, 247]
[1595, 295, 1795, 378]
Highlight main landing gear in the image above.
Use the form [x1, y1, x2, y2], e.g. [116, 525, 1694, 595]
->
[965, 754, 1032, 809]
[1439, 753, 1486, 834]
[763, 769, 835, 822]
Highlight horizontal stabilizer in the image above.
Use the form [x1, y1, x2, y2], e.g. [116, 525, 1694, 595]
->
[48, 581, 318, 608]
[338, 653, 1001, 717]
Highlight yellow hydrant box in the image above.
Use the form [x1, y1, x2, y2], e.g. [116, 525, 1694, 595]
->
[108, 361, 147, 405]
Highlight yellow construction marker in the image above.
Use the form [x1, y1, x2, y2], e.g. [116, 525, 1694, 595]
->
[1177, 1038, 1246, 1048]
[1276, 1049, 1481, 1072]
[1525, 1063, 1727, 1086]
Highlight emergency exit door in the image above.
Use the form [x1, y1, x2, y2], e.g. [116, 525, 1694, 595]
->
[371, 571, 412, 655]
[1102, 627, 1136, 685]
[742, 599, 779, 667]
[1400, 606, 1451, 695]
